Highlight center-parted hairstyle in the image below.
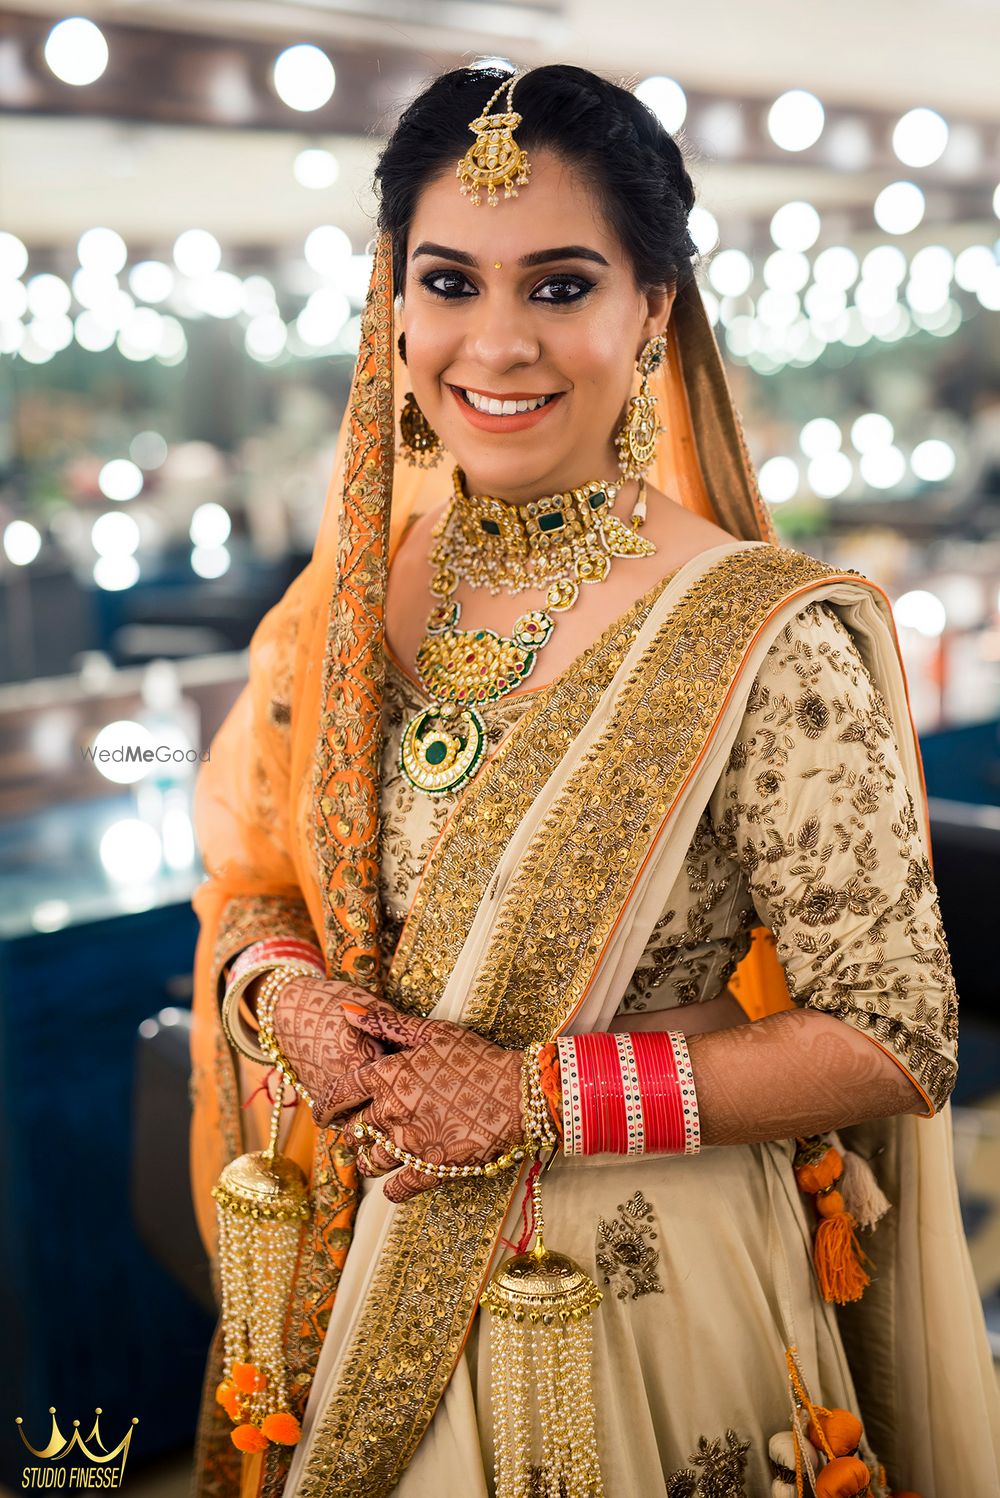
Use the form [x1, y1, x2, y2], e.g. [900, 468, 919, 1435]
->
[374, 65, 699, 298]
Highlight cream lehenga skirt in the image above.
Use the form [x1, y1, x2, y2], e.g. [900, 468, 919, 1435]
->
[392, 1137, 875, 1497]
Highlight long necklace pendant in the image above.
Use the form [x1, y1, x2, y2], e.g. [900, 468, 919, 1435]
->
[400, 604, 555, 796]
[399, 704, 488, 796]
[415, 606, 553, 710]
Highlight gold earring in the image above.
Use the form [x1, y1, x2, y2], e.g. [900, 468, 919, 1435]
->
[398, 391, 443, 468]
[614, 333, 668, 481]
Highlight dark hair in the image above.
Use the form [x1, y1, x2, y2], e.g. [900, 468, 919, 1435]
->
[374, 64, 698, 297]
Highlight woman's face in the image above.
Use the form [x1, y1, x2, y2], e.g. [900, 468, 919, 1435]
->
[399, 148, 673, 504]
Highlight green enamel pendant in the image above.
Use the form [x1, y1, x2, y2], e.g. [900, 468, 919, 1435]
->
[399, 704, 488, 796]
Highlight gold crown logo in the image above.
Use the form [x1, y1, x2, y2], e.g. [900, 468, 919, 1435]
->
[16, 1408, 138, 1478]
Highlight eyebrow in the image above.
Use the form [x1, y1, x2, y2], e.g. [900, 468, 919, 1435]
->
[410, 241, 610, 269]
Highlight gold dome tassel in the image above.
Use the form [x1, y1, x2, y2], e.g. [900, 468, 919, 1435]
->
[211, 1070, 311, 1453]
[482, 1162, 604, 1498]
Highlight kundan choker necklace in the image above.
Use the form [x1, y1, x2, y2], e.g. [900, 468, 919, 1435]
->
[398, 466, 655, 796]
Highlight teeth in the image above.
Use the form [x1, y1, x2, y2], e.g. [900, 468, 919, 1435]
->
[463, 389, 553, 414]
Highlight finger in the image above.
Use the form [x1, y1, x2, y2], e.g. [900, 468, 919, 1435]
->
[355, 1144, 392, 1179]
[340, 997, 440, 1050]
[310, 1059, 380, 1126]
[383, 1166, 435, 1204]
[367, 1138, 399, 1174]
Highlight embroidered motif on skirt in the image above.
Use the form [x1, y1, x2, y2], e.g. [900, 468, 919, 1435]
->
[595, 1190, 664, 1300]
[665, 1427, 752, 1497]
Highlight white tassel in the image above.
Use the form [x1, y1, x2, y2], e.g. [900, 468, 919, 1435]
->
[828, 1131, 892, 1232]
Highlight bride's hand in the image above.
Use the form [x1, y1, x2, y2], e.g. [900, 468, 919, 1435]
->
[264, 975, 386, 1114]
[312, 997, 524, 1203]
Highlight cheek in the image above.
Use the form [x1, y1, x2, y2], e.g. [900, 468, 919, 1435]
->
[400, 304, 456, 381]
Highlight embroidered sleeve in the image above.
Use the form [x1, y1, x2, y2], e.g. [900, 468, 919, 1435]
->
[213, 892, 321, 1002]
[707, 600, 958, 1116]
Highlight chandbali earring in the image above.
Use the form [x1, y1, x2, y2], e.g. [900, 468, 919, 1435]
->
[398, 392, 443, 468]
[615, 333, 668, 490]
[396, 330, 444, 467]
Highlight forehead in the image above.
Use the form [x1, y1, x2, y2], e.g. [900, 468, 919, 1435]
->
[406, 148, 625, 267]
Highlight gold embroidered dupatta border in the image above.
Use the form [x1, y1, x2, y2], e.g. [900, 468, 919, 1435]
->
[291, 542, 856, 1498]
[385, 569, 681, 1013]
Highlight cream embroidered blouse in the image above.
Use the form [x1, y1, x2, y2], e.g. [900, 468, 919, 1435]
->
[378, 598, 958, 1115]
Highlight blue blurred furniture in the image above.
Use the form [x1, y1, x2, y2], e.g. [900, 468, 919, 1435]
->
[919, 715, 1000, 808]
[0, 791, 216, 1488]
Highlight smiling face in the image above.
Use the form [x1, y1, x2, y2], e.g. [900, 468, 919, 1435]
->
[398, 148, 673, 504]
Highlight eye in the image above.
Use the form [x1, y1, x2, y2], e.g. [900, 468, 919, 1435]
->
[531, 275, 595, 304]
[420, 269, 476, 299]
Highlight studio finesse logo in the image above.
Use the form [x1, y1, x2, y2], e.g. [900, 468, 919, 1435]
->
[15, 1407, 138, 1489]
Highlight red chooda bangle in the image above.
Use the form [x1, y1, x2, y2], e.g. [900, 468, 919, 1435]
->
[556, 1031, 700, 1156]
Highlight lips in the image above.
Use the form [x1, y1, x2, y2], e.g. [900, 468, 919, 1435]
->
[447, 383, 565, 434]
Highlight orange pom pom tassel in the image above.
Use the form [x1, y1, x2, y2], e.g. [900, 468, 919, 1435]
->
[232, 1361, 267, 1394]
[795, 1143, 843, 1194]
[214, 1380, 233, 1408]
[219, 1388, 242, 1421]
[807, 1407, 863, 1457]
[816, 1188, 846, 1218]
[261, 1411, 302, 1445]
[815, 1454, 871, 1496]
[813, 1208, 874, 1304]
[231, 1423, 269, 1454]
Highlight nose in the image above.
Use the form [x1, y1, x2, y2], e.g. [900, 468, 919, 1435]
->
[462, 293, 540, 373]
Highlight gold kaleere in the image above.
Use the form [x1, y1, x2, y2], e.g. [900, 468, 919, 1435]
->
[210, 1073, 311, 1452]
[456, 74, 532, 206]
[481, 1164, 605, 1498]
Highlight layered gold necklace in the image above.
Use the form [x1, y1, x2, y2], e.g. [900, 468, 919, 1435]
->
[399, 466, 655, 796]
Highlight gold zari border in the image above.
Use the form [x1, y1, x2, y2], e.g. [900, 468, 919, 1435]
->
[294, 544, 856, 1498]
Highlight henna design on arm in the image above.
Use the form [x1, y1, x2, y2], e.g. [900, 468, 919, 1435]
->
[688, 1005, 928, 1148]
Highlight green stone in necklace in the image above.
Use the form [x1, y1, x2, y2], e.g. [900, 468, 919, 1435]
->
[398, 466, 654, 797]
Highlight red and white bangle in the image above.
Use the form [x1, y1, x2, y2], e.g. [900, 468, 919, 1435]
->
[556, 1031, 700, 1156]
[221, 937, 326, 1064]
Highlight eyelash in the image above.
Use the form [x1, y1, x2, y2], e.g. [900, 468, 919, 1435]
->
[419, 269, 595, 304]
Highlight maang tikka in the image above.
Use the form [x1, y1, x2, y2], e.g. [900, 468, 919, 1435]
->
[456, 73, 532, 207]
[615, 332, 668, 482]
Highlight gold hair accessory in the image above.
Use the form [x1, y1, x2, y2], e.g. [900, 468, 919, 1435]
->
[398, 390, 443, 468]
[456, 74, 532, 207]
[615, 332, 668, 481]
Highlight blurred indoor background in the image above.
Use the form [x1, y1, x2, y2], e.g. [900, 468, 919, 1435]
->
[1, 0, 998, 1491]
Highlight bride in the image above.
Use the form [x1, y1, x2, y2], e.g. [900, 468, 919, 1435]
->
[188, 63, 999, 1498]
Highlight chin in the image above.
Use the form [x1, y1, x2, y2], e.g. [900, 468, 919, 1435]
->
[446, 442, 573, 497]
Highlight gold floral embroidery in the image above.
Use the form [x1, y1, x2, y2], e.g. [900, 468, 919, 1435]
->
[261, 235, 394, 1498]
[595, 1190, 664, 1300]
[666, 1428, 752, 1497]
[312, 230, 395, 988]
[708, 600, 958, 1113]
[462, 552, 847, 1047]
